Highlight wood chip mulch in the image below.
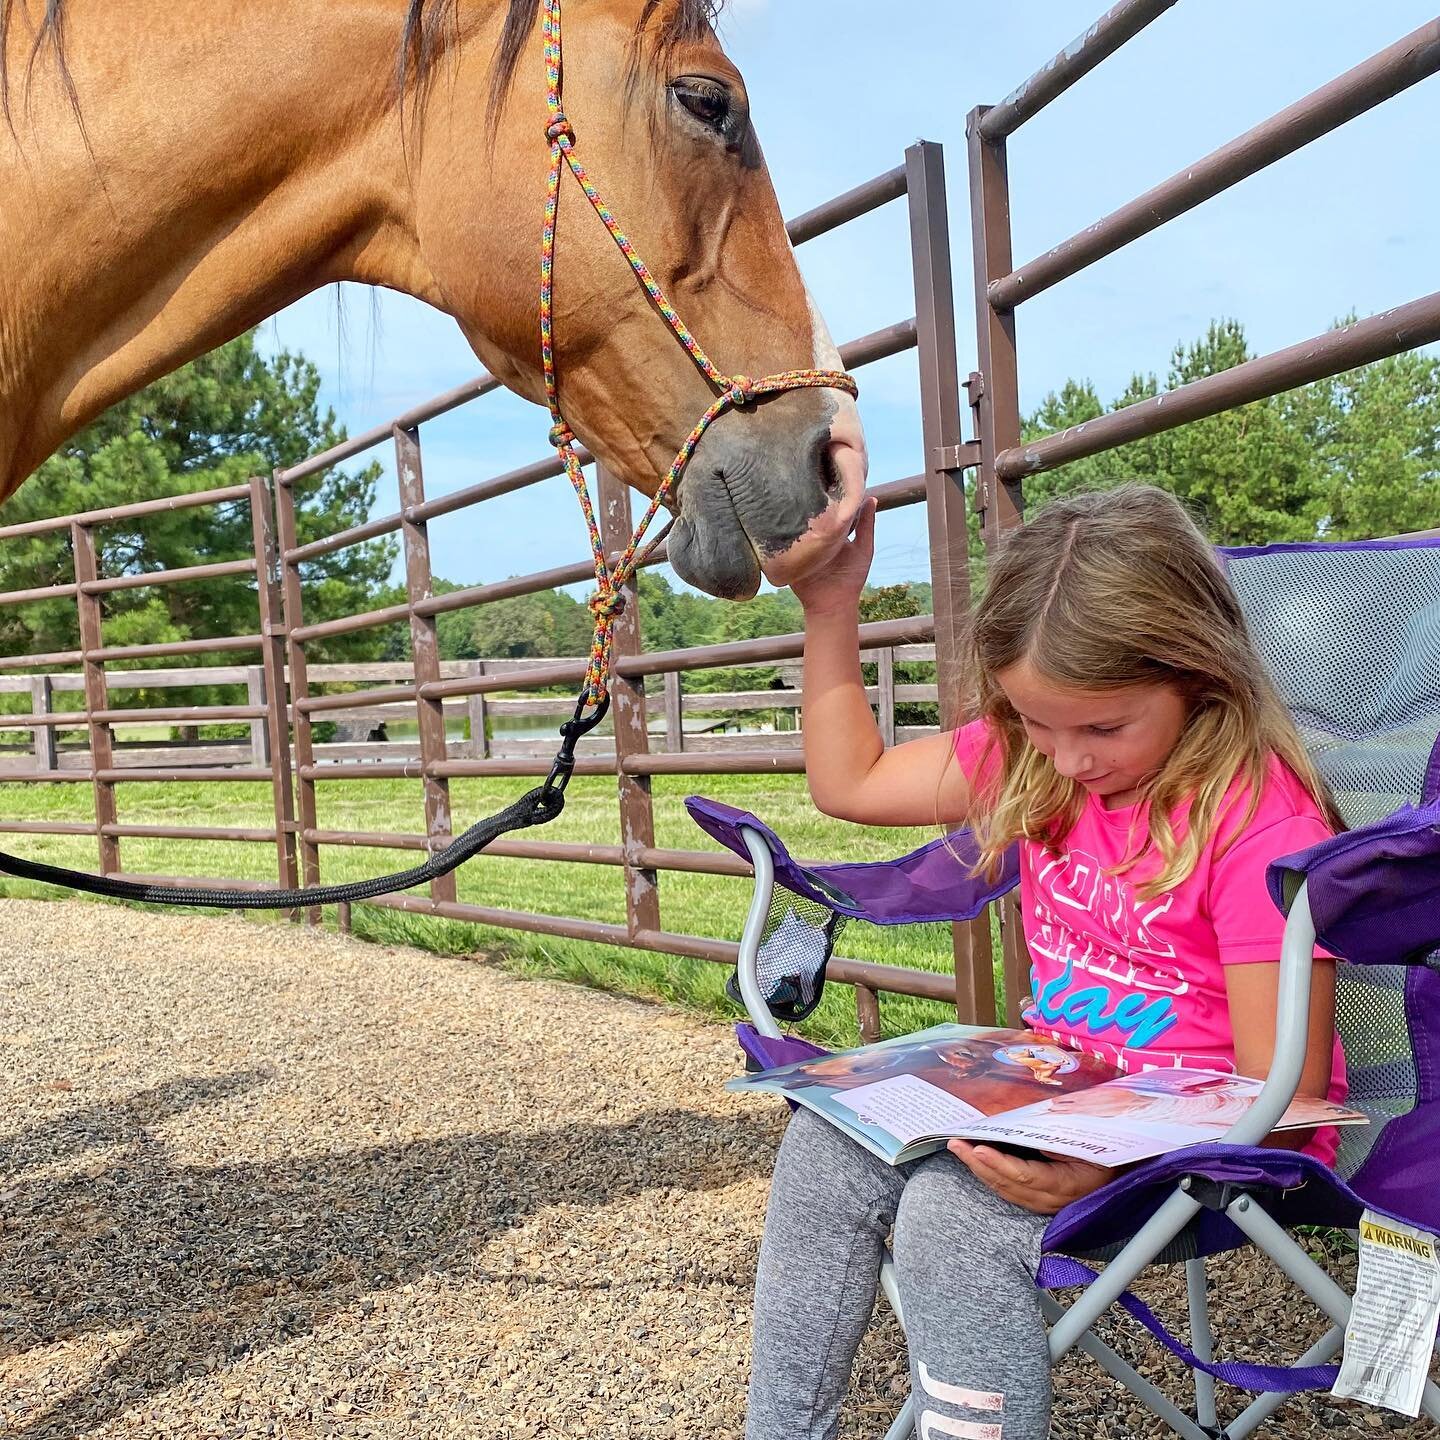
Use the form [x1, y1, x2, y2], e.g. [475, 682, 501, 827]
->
[0, 899, 1429, 1438]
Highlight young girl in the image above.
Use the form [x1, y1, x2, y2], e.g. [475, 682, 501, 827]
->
[746, 485, 1344, 1440]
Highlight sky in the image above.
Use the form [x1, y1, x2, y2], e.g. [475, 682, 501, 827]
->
[257, 1, 1439, 598]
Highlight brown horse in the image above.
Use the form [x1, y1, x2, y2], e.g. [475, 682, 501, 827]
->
[0, 0, 867, 597]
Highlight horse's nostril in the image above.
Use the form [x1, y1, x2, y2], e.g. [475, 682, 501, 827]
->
[820, 443, 842, 498]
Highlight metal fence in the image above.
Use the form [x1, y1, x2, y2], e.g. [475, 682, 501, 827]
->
[267, 137, 979, 1032]
[0, 478, 298, 889]
[0, 139, 984, 1037]
[3, 5, 1438, 1035]
[963, 1, 1440, 1021]
[0, 646, 942, 771]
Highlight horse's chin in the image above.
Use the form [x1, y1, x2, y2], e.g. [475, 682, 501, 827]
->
[666, 512, 764, 600]
[665, 423, 867, 601]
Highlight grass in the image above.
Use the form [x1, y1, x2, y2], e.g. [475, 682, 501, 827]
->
[0, 772, 1002, 1050]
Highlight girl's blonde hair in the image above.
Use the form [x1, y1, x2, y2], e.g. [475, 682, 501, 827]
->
[963, 484, 1340, 895]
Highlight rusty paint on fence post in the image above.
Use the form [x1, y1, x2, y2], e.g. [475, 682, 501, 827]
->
[395, 425, 457, 905]
[966, 107, 1032, 1026]
[71, 522, 120, 874]
[273, 471, 323, 923]
[907, 138, 997, 1027]
[29, 674, 56, 773]
[249, 475, 300, 898]
[596, 465, 661, 938]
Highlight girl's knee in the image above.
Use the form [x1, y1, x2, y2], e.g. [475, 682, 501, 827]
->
[771, 1106, 903, 1228]
[893, 1154, 1041, 1278]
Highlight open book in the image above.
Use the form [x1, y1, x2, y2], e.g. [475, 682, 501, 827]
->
[728, 1024, 1366, 1167]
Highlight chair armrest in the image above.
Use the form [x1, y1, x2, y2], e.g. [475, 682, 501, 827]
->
[1267, 797, 1440, 966]
[1215, 881, 1315, 1147]
[736, 826, 783, 1039]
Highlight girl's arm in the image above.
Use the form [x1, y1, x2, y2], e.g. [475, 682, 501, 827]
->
[1225, 959, 1338, 1106]
[794, 500, 973, 828]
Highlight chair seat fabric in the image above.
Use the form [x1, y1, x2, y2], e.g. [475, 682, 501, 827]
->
[1041, 1142, 1415, 1261]
[685, 796, 1018, 925]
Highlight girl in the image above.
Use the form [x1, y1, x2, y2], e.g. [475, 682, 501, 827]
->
[746, 485, 1344, 1440]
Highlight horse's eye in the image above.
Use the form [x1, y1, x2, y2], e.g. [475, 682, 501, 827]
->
[670, 77, 733, 134]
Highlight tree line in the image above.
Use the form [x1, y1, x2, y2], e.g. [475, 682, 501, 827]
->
[0, 317, 1433, 705]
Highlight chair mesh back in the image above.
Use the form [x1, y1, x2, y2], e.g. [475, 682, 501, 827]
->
[1224, 544, 1440, 828]
[730, 891, 848, 1023]
[1225, 542, 1440, 1181]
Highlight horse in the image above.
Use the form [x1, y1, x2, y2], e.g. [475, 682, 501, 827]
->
[0, 0, 868, 599]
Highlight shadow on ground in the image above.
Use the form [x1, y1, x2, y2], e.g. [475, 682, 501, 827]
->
[1, 1069, 775, 1438]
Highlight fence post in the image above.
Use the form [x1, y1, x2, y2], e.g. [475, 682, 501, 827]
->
[467, 660, 489, 758]
[964, 110, 1024, 547]
[663, 671, 683, 754]
[71, 522, 119, 875]
[30, 674, 56, 773]
[596, 465, 660, 939]
[246, 665, 269, 766]
[965, 111, 1030, 1026]
[273, 469, 323, 923]
[395, 424, 457, 905]
[855, 984, 882, 1046]
[249, 475, 300, 898]
[906, 138, 996, 1026]
[876, 646, 896, 748]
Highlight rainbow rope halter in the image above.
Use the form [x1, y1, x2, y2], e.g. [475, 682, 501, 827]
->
[538, 0, 858, 709]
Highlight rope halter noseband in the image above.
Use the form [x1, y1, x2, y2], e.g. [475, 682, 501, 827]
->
[538, 0, 858, 708]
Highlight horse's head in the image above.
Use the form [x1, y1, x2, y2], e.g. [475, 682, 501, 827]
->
[407, 0, 868, 599]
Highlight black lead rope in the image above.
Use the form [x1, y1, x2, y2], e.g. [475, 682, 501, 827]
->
[0, 694, 610, 910]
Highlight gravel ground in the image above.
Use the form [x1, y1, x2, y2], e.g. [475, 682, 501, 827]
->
[0, 899, 1431, 1439]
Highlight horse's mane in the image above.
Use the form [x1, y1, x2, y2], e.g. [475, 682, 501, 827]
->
[0, 0, 78, 128]
[1, 1, 725, 129]
[407, 0, 725, 118]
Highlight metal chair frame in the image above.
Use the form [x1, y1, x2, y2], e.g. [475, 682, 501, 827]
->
[734, 826, 1440, 1439]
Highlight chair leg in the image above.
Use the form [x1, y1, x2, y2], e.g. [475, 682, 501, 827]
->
[1226, 1195, 1440, 1423]
[1039, 1292, 1216, 1440]
[879, 1244, 907, 1332]
[1048, 1186, 1202, 1360]
[1223, 1326, 1344, 1440]
[881, 1396, 915, 1440]
[1185, 1257, 1218, 1433]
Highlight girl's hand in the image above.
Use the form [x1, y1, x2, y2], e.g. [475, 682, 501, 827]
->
[948, 1139, 1113, 1215]
[790, 496, 876, 617]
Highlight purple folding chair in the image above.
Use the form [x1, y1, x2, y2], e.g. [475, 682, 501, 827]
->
[688, 535, 1440, 1438]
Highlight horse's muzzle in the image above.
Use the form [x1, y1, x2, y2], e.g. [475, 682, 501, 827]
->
[666, 392, 869, 599]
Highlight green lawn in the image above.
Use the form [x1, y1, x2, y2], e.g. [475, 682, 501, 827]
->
[0, 772, 1003, 1049]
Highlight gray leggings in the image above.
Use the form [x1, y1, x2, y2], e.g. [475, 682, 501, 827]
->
[747, 1106, 1052, 1440]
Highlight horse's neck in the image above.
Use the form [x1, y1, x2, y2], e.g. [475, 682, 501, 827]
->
[0, 3, 441, 496]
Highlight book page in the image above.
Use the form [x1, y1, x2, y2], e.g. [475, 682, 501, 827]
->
[726, 1027, 1366, 1168]
[960, 1069, 1366, 1166]
[830, 1074, 986, 1147]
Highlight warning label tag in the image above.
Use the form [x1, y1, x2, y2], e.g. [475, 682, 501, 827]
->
[1331, 1210, 1440, 1417]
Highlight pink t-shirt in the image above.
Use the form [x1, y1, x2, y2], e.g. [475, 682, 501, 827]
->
[954, 720, 1347, 1161]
